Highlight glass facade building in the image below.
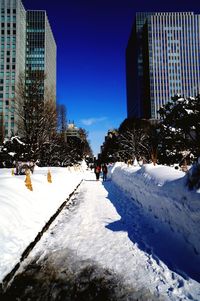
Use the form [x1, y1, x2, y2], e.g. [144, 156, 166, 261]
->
[0, 0, 56, 138]
[126, 12, 200, 119]
[26, 10, 56, 100]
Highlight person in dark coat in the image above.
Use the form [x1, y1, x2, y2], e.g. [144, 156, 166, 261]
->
[102, 164, 108, 181]
[94, 164, 101, 180]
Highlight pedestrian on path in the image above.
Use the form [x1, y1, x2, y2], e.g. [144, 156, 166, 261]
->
[102, 164, 108, 181]
[94, 164, 101, 180]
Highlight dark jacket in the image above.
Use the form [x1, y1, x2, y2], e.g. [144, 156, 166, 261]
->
[102, 165, 108, 174]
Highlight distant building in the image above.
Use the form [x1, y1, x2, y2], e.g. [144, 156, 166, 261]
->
[0, 0, 56, 138]
[126, 12, 200, 119]
[66, 122, 80, 138]
[100, 129, 118, 154]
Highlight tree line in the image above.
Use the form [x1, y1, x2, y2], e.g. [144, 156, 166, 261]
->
[100, 95, 200, 167]
[0, 73, 92, 167]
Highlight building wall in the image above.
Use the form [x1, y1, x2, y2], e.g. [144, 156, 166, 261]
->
[26, 10, 56, 102]
[0, 1, 56, 138]
[45, 13, 56, 102]
[126, 12, 153, 119]
[0, 0, 26, 137]
[126, 12, 200, 120]
[149, 12, 200, 119]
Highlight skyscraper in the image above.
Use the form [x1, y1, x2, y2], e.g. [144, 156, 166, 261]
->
[0, 0, 56, 138]
[26, 10, 56, 100]
[126, 12, 200, 120]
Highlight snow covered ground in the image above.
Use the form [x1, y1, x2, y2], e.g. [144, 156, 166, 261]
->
[0, 165, 83, 282]
[110, 162, 200, 257]
[0, 163, 200, 300]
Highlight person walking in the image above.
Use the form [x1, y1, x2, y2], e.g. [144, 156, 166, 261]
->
[94, 164, 101, 181]
[102, 163, 108, 181]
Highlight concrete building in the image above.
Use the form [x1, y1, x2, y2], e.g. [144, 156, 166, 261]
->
[0, 0, 26, 137]
[66, 122, 80, 139]
[0, 0, 56, 138]
[126, 12, 200, 119]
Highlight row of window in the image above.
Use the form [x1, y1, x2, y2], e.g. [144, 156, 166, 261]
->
[1, 29, 16, 35]
[0, 71, 15, 78]
[0, 86, 15, 91]
[27, 54, 44, 58]
[0, 58, 15, 63]
[26, 59, 44, 64]
[0, 64, 15, 70]
[1, 37, 16, 42]
[0, 99, 15, 104]
[1, 22, 16, 28]
[27, 48, 45, 54]
[0, 79, 15, 84]
[0, 114, 15, 121]
[1, 45, 16, 50]
[1, 9, 16, 14]
[0, 93, 15, 98]
[0, 123, 15, 130]
[1, 50, 15, 55]
[27, 29, 45, 33]
[0, 17, 16, 22]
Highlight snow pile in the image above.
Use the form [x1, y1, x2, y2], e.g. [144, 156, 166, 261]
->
[0, 166, 84, 282]
[109, 163, 200, 255]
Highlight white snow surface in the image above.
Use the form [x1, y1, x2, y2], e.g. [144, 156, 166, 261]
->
[0, 163, 200, 300]
[110, 162, 200, 255]
[0, 166, 83, 281]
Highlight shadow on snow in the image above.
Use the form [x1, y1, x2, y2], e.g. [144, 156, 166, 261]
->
[102, 180, 200, 283]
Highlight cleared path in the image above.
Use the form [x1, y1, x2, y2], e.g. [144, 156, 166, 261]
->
[2, 171, 199, 301]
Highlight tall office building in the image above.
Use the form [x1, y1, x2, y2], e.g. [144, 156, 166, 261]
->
[126, 12, 200, 119]
[0, 0, 56, 138]
[0, 0, 26, 137]
[26, 10, 56, 100]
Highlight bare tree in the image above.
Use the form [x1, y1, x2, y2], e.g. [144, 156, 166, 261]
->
[14, 73, 57, 160]
[117, 118, 151, 162]
[118, 129, 149, 161]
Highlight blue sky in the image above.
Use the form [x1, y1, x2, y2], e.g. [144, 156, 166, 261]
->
[23, 0, 199, 156]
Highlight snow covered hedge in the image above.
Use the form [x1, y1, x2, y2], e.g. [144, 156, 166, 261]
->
[109, 163, 200, 255]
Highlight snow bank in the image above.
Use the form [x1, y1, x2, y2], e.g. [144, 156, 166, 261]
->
[109, 163, 200, 255]
[0, 166, 84, 282]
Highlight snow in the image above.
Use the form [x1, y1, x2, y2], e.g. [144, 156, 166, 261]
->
[0, 166, 83, 281]
[110, 163, 200, 255]
[8, 152, 16, 157]
[10, 136, 25, 145]
[0, 163, 200, 300]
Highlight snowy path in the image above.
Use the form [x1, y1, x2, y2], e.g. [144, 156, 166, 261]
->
[6, 171, 200, 300]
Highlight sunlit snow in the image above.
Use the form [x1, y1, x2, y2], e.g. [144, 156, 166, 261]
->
[0, 163, 200, 300]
